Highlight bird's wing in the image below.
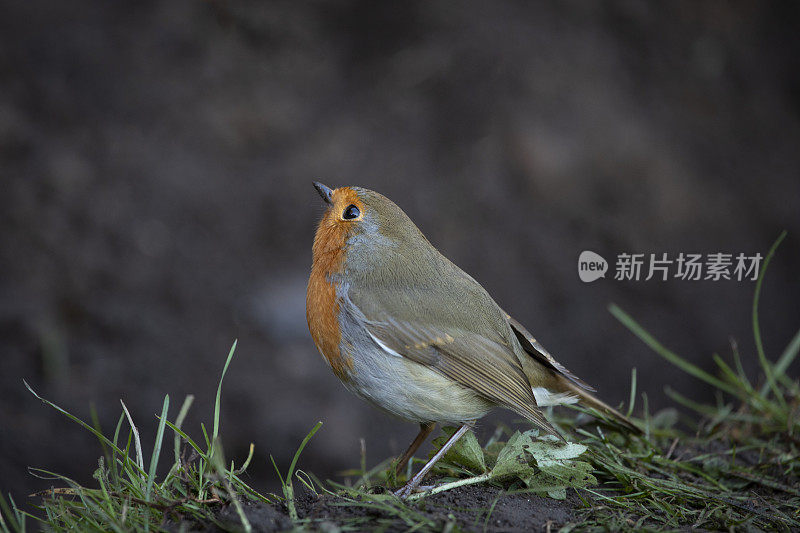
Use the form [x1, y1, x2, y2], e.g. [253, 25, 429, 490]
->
[341, 292, 561, 437]
[502, 312, 595, 392]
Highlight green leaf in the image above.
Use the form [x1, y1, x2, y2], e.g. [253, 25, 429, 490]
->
[523, 460, 596, 499]
[489, 431, 536, 481]
[542, 460, 595, 485]
[516, 433, 596, 497]
[525, 436, 588, 465]
[435, 427, 486, 474]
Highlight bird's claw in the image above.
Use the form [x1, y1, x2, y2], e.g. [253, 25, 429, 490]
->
[394, 484, 414, 499]
[393, 483, 433, 499]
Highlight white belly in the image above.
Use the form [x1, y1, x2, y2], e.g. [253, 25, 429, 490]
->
[339, 323, 493, 424]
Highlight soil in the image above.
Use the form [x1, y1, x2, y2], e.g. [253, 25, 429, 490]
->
[193, 431, 799, 532]
[180, 485, 582, 532]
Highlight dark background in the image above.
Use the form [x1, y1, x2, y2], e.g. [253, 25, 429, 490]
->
[2, 0, 799, 500]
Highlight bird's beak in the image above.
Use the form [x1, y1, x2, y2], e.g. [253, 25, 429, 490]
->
[313, 181, 333, 205]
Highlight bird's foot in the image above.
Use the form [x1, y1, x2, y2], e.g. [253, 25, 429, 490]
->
[393, 484, 414, 499]
[393, 483, 433, 499]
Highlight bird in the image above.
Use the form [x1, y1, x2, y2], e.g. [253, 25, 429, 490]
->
[305, 182, 639, 498]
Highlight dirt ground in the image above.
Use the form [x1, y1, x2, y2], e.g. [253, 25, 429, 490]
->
[197, 485, 582, 532]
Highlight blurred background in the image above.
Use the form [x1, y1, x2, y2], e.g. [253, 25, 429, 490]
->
[1, 0, 799, 500]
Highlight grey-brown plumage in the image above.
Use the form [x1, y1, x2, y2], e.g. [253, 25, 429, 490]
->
[328, 186, 640, 437]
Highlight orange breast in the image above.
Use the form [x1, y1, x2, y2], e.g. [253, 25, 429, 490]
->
[306, 206, 355, 381]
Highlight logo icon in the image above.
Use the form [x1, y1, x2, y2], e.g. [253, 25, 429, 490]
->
[578, 251, 608, 282]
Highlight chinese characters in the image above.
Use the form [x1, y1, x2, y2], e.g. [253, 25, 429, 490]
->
[613, 252, 762, 281]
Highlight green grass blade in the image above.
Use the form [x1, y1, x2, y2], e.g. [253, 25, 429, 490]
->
[234, 443, 255, 475]
[273, 422, 323, 523]
[200, 422, 211, 449]
[0, 492, 24, 533]
[110, 412, 125, 486]
[287, 421, 323, 482]
[609, 305, 740, 397]
[89, 403, 110, 466]
[269, 455, 285, 487]
[163, 420, 206, 457]
[710, 354, 760, 402]
[172, 394, 195, 466]
[753, 230, 786, 401]
[729, 338, 753, 390]
[711, 353, 744, 390]
[201, 340, 238, 501]
[119, 400, 145, 476]
[627, 367, 637, 417]
[773, 327, 800, 382]
[144, 395, 169, 502]
[211, 340, 238, 457]
[642, 393, 651, 440]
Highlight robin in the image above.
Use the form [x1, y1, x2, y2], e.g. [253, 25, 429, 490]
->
[306, 182, 639, 498]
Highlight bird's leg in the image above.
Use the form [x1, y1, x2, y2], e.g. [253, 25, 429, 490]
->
[394, 422, 436, 478]
[394, 423, 471, 499]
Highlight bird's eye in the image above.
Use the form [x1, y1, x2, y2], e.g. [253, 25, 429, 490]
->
[342, 204, 360, 220]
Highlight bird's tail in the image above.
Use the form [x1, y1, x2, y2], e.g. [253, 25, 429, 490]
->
[561, 379, 642, 434]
